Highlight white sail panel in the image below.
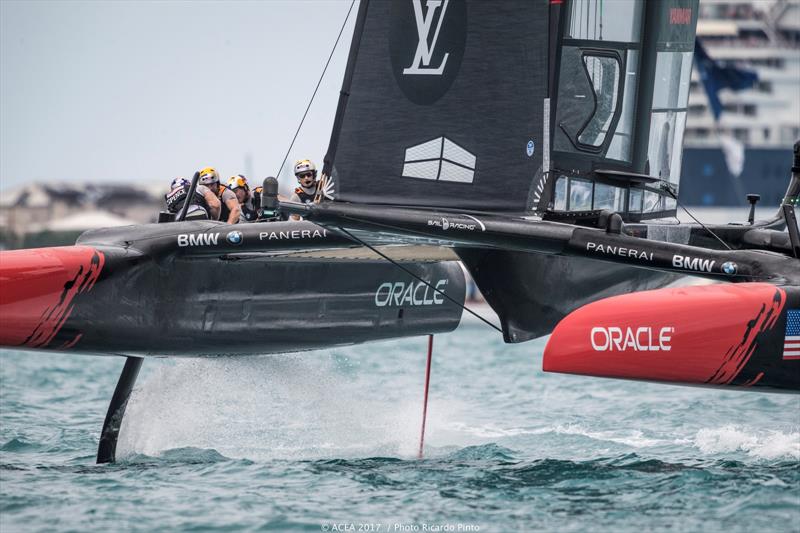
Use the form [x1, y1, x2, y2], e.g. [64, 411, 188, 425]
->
[439, 161, 474, 183]
[443, 138, 476, 169]
[402, 161, 440, 181]
[405, 138, 443, 162]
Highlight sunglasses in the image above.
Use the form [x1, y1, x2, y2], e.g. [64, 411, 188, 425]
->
[298, 172, 315, 179]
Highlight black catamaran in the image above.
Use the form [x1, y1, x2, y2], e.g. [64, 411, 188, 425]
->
[0, 0, 798, 463]
[284, 0, 799, 391]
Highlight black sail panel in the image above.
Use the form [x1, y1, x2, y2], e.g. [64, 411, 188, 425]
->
[328, 0, 548, 212]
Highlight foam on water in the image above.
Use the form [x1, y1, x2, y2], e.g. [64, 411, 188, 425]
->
[693, 425, 800, 460]
[118, 357, 800, 463]
[118, 355, 466, 461]
[3, 326, 799, 532]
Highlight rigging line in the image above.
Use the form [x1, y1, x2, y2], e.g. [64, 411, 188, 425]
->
[335, 226, 504, 334]
[664, 188, 733, 251]
[275, 0, 356, 180]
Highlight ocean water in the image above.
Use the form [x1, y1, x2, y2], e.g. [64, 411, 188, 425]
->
[1, 321, 798, 532]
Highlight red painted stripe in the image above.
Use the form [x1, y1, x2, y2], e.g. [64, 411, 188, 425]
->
[0, 246, 104, 348]
[742, 372, 764, 387]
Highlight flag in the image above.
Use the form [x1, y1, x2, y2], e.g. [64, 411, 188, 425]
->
[718, 132, 745, 178]
[693, 38, 758, 121]
[785, 309, 800, 360]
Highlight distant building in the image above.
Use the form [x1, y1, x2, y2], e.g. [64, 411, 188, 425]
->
[0, 182, 162, 248]
[680, 0, 800, 206]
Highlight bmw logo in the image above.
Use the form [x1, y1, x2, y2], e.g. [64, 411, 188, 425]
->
[226, 230, 243, 245]
[722, 261, 738, 275]
[526, 140, 535, 157]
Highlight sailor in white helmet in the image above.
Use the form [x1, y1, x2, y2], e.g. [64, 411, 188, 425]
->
[289, 159, 320, 204]
[288, 159, 334, 220]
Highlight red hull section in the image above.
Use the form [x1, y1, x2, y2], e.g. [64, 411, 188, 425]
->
[543, 283, 789, 389]
[0, 246, 104, 349]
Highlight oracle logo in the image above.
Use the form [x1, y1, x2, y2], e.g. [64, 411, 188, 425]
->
[590, 326, 674, 352]
[375, 279, 447, 307]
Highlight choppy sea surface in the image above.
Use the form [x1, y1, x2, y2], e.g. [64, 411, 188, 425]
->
[1, 321, 798, 532]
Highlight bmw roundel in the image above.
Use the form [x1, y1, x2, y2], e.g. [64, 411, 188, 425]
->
[722, 261, 738, 275]
[227, 230, 243, 245]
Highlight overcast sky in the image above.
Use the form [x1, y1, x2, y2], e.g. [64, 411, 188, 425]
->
[0, 0, 357, 193]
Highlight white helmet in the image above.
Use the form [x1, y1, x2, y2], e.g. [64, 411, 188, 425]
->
[198, 167, 220, 185]
[294, 159, 317, 179]
[170, 176, 189, 189]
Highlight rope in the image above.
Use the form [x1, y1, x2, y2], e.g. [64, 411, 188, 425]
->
[335, 227, 504, 334]
[662, 188, 733, 251]
[275, 0, 356, 179]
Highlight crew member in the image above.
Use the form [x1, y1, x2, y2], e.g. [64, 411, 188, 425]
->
[164, 176, 221, 220]
[289, 159, 321, 204]
[199, 167, 240, 224]
[226, 174, 260, 222]
[289, 159, 334, 220]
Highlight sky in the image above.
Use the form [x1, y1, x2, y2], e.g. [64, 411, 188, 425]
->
[0, 0, 358, 193]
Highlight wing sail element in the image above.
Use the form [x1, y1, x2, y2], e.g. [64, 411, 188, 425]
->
[324, 0, 548, 212]
[324, 0, 701, 220]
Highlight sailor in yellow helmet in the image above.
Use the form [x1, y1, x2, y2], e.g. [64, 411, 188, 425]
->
[226, 174, 260, 223]
[199, 167, 240, 224]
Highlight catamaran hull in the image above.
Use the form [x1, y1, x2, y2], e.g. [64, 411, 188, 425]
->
[0, 222, 466, 357]
[543, 283, 800, 393]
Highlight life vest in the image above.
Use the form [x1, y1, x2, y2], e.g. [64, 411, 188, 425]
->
[294, 185, 318, 204]
[164, 184, 209, 216]
[240, 200, 259, 222]
[252, 186, 263, 211]
[217, 184, 235, 221]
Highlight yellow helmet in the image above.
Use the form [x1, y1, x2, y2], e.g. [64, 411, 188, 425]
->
[198, 167, 220, 185]
[227, 174, 250, 191]
[294, 159, 317, 178]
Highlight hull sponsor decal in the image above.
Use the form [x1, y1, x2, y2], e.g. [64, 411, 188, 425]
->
[427, 215, 484, 232]
[178, 233, 219, 247]
[586, 242, 653, 261]
[543, 283, 788, 388]
[259, 228, 328, 241]
[590, 326, 674, 352]
[375, 280, 447, 307]
[672, 254, 715, 273]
